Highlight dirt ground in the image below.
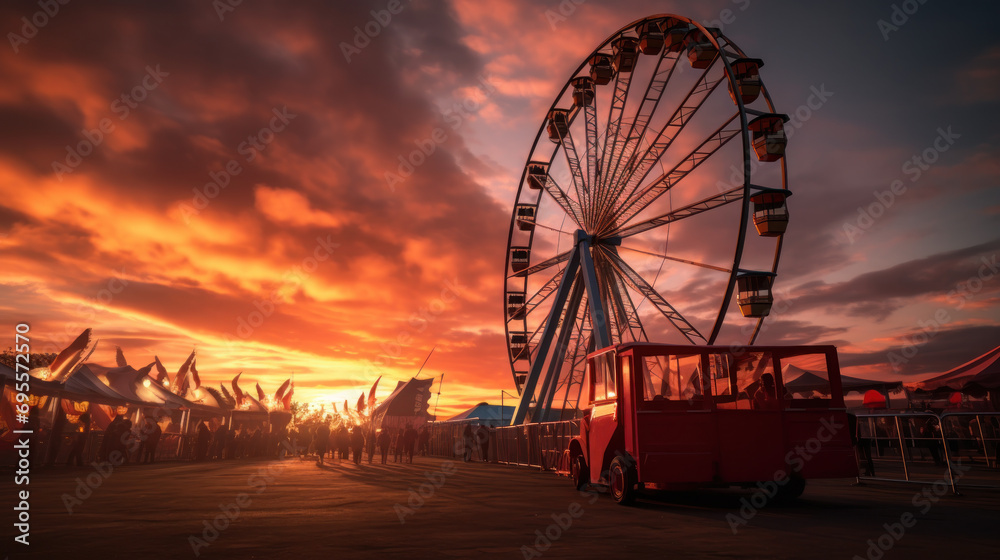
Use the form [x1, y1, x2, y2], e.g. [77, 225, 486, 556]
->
[7, 455, 1000, 559]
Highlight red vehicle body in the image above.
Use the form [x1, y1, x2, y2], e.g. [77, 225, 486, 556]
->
[568, 343, 858, 504]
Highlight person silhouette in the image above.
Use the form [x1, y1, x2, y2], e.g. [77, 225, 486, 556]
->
[194, 421, 211, 461]
[462, 424, 474, 462]
[314, 418, 331, 465]
[66, 412, 91, 467]
[377, 429, 390, 464]
[351, 426, 365, 465]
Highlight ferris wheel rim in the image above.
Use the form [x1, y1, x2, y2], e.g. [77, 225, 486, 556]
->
[503, 14, 788, 397]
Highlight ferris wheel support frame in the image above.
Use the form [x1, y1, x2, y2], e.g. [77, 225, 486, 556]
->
[510, 231, 613, 426]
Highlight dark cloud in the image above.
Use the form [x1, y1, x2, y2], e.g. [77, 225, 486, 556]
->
[787, 238, 1000, 320]
[839, 325, 1000, 378]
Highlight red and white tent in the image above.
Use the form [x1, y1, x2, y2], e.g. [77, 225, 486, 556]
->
[907, 345, 1000, 392]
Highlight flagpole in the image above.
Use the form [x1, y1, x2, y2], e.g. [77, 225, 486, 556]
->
[415, 345, 437, 378]
[432, 372, 444, 421]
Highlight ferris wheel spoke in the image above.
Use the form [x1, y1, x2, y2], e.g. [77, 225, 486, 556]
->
[530, 169, 587, 229]
[595, 67, 634, 204]
[610, 113, 741, 232]
[596, 261, 623, 345]
[610, 185, 743, 238]
[595, 50, 680, 228]
[607, 261, 650, 343]
[510, 248, 573, 279]
[602, 263, 639, 344]
[601, 62, 726, 231]
[509, 267, 565, 323]
[584, 100, 600, 213]
[602, 247, 706, 343]
[551, 115, 591, 225]
[530, 221, 577, 236]
[617, 245, 732, 274]
[560, 305, 592, 411]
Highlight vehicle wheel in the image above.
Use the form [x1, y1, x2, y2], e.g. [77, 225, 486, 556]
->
[609, 456, 637, 505]
[572, 454, 589, 490]
[775, 475, 806, 503]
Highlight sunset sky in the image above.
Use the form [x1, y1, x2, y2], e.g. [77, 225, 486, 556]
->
[1, 0, 998, 419]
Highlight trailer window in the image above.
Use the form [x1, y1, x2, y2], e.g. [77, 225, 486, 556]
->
[734, 352, 776, 409]
[643, 354, 703, 402]
[709, 352, 736, 402]
[591, 352, 616, 402]
[781, 353, 831, 400]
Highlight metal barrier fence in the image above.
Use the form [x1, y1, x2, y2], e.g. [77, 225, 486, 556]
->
[15, 430, 298, 466]
[13, 431, 193, 466]
[424, 412, 999, 494]
[424, 420, 579, 470]
[856, 411, 1000, 493]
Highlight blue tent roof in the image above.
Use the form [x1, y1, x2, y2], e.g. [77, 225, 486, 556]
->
[446, 403, 515, 425]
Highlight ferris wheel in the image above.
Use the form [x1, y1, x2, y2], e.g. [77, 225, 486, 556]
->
[504, 14, 792, 425]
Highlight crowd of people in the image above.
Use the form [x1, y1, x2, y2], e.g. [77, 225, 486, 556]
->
[24, 403, 498, 469]
[192, 420, 288, 461]
[291, 420, 434, 466]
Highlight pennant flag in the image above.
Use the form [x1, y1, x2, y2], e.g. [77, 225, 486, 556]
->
[176, 350, 196, 395]
[356, 392, 365, 415]
[46, 328, 93, 383]
[231, 372, 245, 407]
[153, 356, 171, 387]
[275, 378, 291, 402]
[257, 383, 266, 402]
[220, 384, 236, 408]
[115, 346, 128, 367]
[190, 358, 201, 390]
[281, 380, 293, 410]
[367, 375, 381, 413]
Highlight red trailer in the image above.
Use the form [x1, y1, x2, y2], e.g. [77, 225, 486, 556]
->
[568, 343, 858, 504]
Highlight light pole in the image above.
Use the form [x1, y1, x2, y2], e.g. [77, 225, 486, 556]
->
[499, 389, 518, 464]
[500, 390, 517, 427]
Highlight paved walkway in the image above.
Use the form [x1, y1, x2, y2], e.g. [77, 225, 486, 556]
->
[13, 455, 1000, 559]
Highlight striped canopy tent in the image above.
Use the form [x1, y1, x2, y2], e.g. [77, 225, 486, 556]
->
[907, 345, 1000, 395]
